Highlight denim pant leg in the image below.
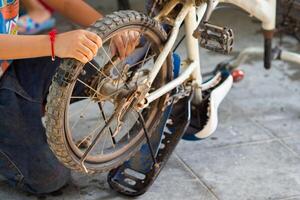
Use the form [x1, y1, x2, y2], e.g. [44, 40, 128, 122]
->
[0, 57, 99, 194]
[0, 58, 70, 194]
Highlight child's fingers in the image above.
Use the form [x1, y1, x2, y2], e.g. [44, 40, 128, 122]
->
[74, 51, 89, 63]
[55, 30, 101, 61]
[134, 31, 140, 46]
[110, 40, 117, 57]
[113, 35, 126, 59]
[121, 31, 130, 52]
[77, 44, 94, 62]
[125, 31, 134, 56]
[82, 37, 99, 56]
[85, 31, 102, 48]
[127, 31, 139, 55]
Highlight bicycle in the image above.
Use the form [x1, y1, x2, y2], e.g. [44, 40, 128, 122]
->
[45, 0, 300, 196]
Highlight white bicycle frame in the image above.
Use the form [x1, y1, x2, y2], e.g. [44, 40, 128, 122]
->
[144, 0, 300, 106]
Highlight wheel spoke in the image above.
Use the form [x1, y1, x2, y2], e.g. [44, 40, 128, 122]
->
[76, 135, 92, 148]
[100, 46, 131, 89]
[87, 61, 114, 81]
[70, 93, 97, 130]
[80, 104, 121, 165]
[76, 112, 106, 149]
[101, 130, 109, 155]
[119, 107, 140, 141]
[141, 44, 152, 68]
[114, 36, 130, 92]
[136, 43, 152, 87]
[71, 96, 94, 100]
[77, 78, 102, 97]
[128, 54, 156, 69]
[78, 122, 104, 150]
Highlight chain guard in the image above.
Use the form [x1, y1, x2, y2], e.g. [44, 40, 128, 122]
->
[107, 91, 192, 197]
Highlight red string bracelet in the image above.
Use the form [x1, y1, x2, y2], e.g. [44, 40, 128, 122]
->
[49, 29, 57, 61]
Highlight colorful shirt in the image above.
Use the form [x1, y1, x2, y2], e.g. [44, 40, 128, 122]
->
[0, 0, 19, 78]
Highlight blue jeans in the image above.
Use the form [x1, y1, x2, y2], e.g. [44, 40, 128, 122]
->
[0, 57, 71, 194]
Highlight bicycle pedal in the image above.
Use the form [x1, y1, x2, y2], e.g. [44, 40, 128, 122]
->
[193, 22, 234, 54]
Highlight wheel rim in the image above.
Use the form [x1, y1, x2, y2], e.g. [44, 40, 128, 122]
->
[63, 26, 170, 167]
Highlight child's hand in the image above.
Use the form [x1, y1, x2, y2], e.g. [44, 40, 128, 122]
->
[110, 30, 140, 60]
[56, 30, 102, 63]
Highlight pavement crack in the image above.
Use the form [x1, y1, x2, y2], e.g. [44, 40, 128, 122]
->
[174, 153, 220, 200]
[271, 194, 300, 200]
[253, 120, 300, 161]
[227, 99, 300, 161]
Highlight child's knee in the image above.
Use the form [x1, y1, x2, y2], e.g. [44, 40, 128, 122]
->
[23, 166, 71, 194]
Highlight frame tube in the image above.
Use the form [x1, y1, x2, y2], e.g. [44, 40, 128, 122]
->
[280, 51, 300, 65]
[146, 3, 208, 105]
[220, 0, 276, 30]
[184, 5, 203, 104]
[148, 2, 192, 84]
[146, 61, 197, 105]
[145, 0, 279, 105]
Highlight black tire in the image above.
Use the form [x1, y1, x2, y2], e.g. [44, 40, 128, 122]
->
[45, 10, 172, 174]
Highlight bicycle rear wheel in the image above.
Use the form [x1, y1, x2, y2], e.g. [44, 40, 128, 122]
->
[46, 11, 172, 174]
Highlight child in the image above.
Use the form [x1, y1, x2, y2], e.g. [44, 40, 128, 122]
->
[0, 0, 137, 194]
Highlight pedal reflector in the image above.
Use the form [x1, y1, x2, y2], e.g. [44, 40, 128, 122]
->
[231, 69, 245, 83]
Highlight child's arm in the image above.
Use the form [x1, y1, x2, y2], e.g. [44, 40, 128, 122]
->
[42, 0, 103, 26]
[0, 30, 102, 63]
[0, 35, 51, 60]
[1, 1, 137, 63]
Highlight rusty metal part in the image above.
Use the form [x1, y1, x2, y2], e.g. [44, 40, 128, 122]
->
[263, 29, 274, 39]
[112, 93, 135, 137]
[153, 0, 183, 22]
[111, 83, 151, 138]
[194, 22, 234, 54]
[78, 57, 153, 170]
[86, 60, 150, 103]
